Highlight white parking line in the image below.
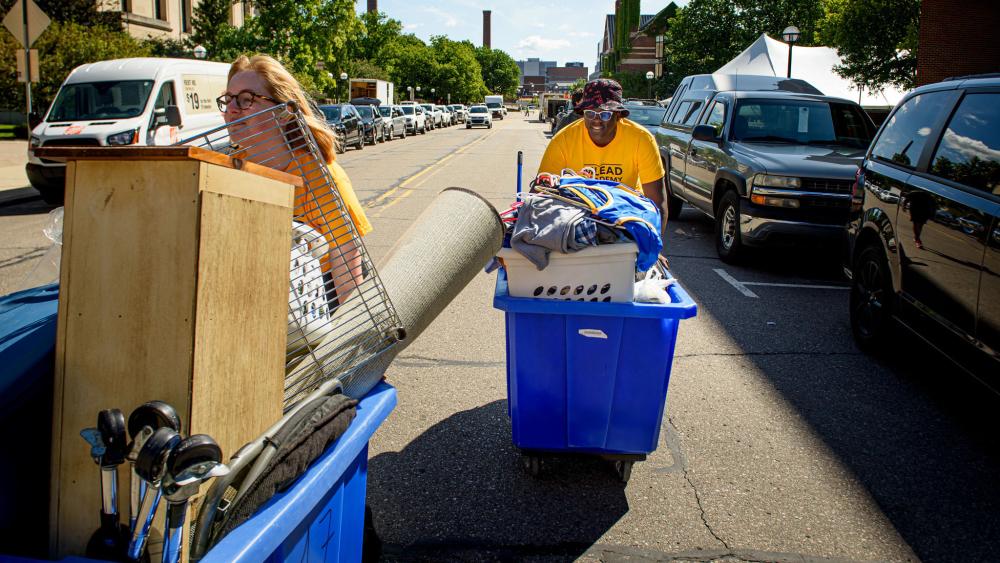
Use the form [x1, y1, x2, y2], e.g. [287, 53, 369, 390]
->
[713, 268, 759, 298]
[715, 268, 851, 297]
[742, 281, 850, 290]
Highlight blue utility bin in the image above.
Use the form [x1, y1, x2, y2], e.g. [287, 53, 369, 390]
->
[493, 270, 696, 456]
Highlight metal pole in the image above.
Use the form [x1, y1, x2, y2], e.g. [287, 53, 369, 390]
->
[22, 0, 32, 120]
[787, 43, 793, 78]
[516, 151, 523, 194]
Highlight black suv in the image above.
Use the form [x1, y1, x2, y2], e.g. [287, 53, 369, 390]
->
[847, 74, 1000, 390]
[319, 104, 364, 150]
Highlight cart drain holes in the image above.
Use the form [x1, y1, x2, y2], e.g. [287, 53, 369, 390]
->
[587, 285, 598, 295]
[533, 286, 544, 296]
[600, 283, 611, 294]
[602, 296, 611, 302]
[546, 286, 557, 296]
[560, 285, 571, 295]
[578, 329, 608, 339]
[575, 285, 584, 295]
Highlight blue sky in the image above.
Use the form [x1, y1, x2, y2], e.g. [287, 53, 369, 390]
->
[357, 0, 687, 72]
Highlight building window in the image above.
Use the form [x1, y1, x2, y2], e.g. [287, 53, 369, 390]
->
[153, 0, 164, 21]
[121, 0, 129, 12]
[181, 0, 190, 32]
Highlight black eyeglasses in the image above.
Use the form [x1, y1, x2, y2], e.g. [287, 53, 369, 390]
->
[216, 90, 281, 112]
[581, 109, 617, 122]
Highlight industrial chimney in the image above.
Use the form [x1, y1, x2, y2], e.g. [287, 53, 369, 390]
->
[483, 10, 491, 48]
[367, 0, 377, 13]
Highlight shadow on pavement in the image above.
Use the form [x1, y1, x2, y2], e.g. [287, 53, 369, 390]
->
[0, 188, 55, 217]
[368, 400, 630, 562]
[668, 210, 1000, 562]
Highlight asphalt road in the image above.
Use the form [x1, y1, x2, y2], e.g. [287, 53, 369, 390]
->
[1, 114, 997, 562]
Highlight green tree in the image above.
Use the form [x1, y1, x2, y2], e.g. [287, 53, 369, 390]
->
[191, 0, 233, 55]
[816, 0, 920, 90]
[429, 37, 486, 103]
[349, 11, 404, 69]
[656, 0, 824, 95]
[0, 21, 150, 114]
[474, 46, 520, 99]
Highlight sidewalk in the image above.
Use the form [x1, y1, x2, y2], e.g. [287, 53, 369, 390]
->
[0, 140, 30, 192]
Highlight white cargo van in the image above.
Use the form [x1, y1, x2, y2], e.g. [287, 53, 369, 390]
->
[484, 95, 506, 119]
[27, 58, 231, 202]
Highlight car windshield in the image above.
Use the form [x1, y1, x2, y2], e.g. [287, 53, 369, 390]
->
[355, 106, 374, 118]
[486, 102, 501, 108]
[627, 106, 667, 126]
[470, 106, 488, 113]
[320, 106, 342, 121]
[401, 106, 415, 115]
[450, 105, 461, 110]
[421, 105, 434, 111]
[47, 80, 155, 122]
[378, 106, 392, 117]
[732, 99, 874, 149]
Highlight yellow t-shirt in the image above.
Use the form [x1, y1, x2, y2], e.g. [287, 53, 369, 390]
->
[538, 118, 665, 193]
[292, 158, 372, 271]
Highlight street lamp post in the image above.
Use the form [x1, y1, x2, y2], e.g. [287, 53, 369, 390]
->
[193, 44, 207, 59]
[645, 70, 654, 99]
[416, 86, 421, 101]
[408, 86, 414, 101]
[431, 88, 436, 102]
[340, 72, 348, 103]
[782, 25, 801, 78]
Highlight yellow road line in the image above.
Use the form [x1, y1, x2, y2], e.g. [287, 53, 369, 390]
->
[369, 130, 497, 216]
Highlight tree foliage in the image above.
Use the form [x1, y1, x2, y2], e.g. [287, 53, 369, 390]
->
[0, 21, 150, 113]
[191, 0, 232, 51]
[656, 0, 824, 96]
[816, 0, 919, 90]
[475, 47, 520, 98]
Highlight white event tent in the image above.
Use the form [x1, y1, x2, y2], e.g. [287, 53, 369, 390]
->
[715, 34, 906, 109]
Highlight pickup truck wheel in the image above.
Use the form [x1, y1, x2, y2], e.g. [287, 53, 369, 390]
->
[667, 193, 683, 220]
[850, 244, 895, 352]
[715, 190, 745, 264]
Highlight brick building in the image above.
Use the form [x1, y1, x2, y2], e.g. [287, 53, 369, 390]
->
[546, 63, 589, 92]
[597, 12, 657, 77]
[917, 0, 1000, 85]
[99, 0, 255, 41]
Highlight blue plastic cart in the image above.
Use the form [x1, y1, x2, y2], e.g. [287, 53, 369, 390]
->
[0, 285, 396, 563]
[493, 269, 697, 482]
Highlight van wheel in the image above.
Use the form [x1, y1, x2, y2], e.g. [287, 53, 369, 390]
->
[715, 190, 745, 264]
[355, 134, 364, 150]
[850, 244, 896, 352]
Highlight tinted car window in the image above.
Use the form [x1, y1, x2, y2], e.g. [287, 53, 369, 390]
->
[320, 106, 341, 121]
[669, 101, 692, 125]
[682, 101, 704, 126]
[870, 91, 952, 167]
[626, 106, 667, 126]
[732, 99, 873, 148]
[929, 93, 1000, 194]
[378, 106, 391, 117]
[356, 106, 374, 118]
[401, 106, 415, 115]
[704, 101, 726, 135]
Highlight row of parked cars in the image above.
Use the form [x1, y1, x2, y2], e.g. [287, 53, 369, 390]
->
[643, 72, 999, 392]
[317, 100, 474, 153]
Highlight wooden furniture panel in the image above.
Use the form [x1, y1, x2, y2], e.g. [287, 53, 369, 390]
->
[49, 152, 295, 557]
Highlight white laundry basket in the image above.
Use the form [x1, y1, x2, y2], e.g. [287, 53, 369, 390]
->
[497, 243, 638, 303]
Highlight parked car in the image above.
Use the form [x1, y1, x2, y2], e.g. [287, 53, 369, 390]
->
[400, 104, 427, 134]
[624, 104, 667, 134]
[436, 105, 453, 126]
[420, 104, 441, 129]
[319, 104, 364, 150]
[353, 103, 386, 144]
[656, 74, 875, 263]
[466, 105, 492, 129]
[378, 105, 408, 140]
[846, 73, 1000, 390]
[448, 104, 467, 123]
[26, 57, 231, 203]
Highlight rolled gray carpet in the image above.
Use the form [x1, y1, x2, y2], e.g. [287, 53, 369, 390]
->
[286, 187, 504, 399]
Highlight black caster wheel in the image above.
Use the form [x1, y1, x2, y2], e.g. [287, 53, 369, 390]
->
[614, 460, 633, 483]
[97, 409, 128, 465]
[128, 400, 181, 439]
[521, 454, 541, 477]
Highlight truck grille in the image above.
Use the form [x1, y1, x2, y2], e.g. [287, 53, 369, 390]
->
[41, 138, 102, 147]
[800, 178, 853, 195]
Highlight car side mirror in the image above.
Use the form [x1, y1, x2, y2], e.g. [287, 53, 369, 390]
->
[156, 106, 181, 127]
[692, 124, 720, 143]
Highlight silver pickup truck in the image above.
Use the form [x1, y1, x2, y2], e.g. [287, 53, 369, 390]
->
[657, 75, 876, 263]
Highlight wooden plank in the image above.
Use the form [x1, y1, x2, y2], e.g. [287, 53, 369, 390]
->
[33, 146, 304, 189]
[51, 159, 202, 555]
[201, 161, 296, 209]
[189, 162, 290, 459]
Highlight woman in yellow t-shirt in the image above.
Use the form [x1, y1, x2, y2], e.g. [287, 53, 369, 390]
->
[219, 54, 372, 304]
[539, 79, 666, 214]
